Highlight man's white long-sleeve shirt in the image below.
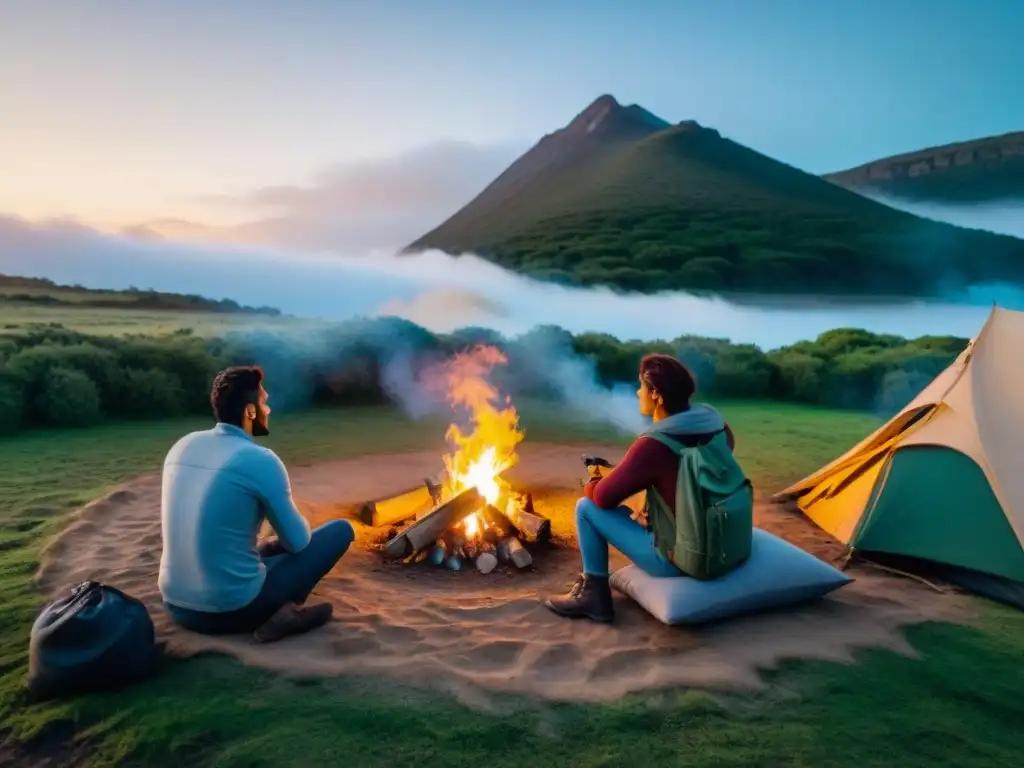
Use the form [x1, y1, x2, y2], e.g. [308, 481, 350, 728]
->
[158, 423, 311, 612]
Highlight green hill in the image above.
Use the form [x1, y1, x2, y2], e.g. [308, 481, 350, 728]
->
[824, 131, 1024, 204]
[405, 96, 1024, 296]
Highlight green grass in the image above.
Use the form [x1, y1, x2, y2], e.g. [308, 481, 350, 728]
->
[410, 101, 1024, 296]
[0, 274, 279, 313]
[2, 401, 1023, 767]
[0, 274, 317, 337]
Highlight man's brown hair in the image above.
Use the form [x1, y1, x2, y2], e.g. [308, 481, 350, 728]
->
[210, 366, 264, 426]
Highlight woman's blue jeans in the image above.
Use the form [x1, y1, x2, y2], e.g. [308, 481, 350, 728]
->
[575, 497, 681, 578]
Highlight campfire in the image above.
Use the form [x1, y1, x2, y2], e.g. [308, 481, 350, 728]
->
[361, 347, 552, 574]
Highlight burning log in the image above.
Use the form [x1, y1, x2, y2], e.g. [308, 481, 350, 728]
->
[478, 537, 497, 554]
[479, 504, 513, 537]
[429, 544, 447, 566]
[358, 473, 445, 527]
[445, 528, 465, 549]
[503, 493, 551, 544]
[476, 551, 498, 574]
[384, 487, 482, 560]
[499, 536, 533, 569]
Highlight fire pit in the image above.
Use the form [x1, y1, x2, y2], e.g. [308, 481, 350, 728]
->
[374, 483, 550, 573]
[359, 346, 553, 574]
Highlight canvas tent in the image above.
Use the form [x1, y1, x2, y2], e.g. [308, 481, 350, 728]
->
[773, 305, 1024, 608]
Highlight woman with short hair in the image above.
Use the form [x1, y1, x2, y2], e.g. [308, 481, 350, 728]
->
[545, 353, 739, 623]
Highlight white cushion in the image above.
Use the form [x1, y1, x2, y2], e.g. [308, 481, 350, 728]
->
[610, 528, 853, 625]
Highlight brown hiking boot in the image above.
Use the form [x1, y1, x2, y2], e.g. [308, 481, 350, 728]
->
[544, 574, 614, 623]
[253, 601, 333, 643]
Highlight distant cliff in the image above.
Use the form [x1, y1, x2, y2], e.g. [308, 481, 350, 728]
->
[824, 131, 1024, 203]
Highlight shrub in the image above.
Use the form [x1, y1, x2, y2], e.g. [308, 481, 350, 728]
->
[35, 367, 102, 428]
[0, 377, 25, 436]
[572, 333, 636, 385]
[876, 369, 933, 416]
[711, 344, 774, 398]
[675, 257, 736, 289]
[444, 327, 507, 352]
[0, 339, 16, 363]
[812, 328, 904, 358]
[681, 351, 719, 393]
[119, 368, 188, 418]
[768, 350, 828, 403]
[824, 350, 890, 410]
[4, 343, 122, 420]
[674, 337, 730, 393]
[0, 314, 972, 435]
[114, 338, 219, 413]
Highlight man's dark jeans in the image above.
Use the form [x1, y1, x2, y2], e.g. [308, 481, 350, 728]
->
[163, 520, 355, 635]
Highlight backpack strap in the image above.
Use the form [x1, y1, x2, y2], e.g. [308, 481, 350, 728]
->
[645, 429, 725, 453]
[644, 431, 686, 454]
[643, 432, 699, 565]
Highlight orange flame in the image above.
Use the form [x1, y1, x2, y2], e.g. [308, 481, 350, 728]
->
[463, 511, 482, 539]
[422, 345, 524, 538]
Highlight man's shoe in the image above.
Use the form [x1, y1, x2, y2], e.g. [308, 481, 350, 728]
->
[254, 601, 333, 643]
[544, 574, 614, 623]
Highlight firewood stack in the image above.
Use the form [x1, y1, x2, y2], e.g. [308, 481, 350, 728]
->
[362, 475, 551, 574]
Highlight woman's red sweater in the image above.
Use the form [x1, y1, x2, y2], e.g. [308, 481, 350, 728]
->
[583, 424, 735, 512]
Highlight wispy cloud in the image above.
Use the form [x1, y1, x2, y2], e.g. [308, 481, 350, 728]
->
[213, 140, 521, 214]
[132, 140, 523, 253]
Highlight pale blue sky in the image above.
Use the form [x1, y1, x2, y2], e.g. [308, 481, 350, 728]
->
[1, 0, 1021, 226]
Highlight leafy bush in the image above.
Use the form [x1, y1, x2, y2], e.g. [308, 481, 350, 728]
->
[114, 338, 220, 413]
[35, 367, 102, 428]
[0, 376, 25, 435]
[713, 344, 774, 398]
[118, 368, 188, 418]
[875, 369, 934, 417]
[4, 343, 122, 422]
[674, 338, 724, 393]
[0, 339, 16, 364]
[768, 350, 828, 403]
[0, 317, 971, 433]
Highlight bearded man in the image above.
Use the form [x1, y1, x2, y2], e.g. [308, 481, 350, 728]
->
[159, 365, 353, 643]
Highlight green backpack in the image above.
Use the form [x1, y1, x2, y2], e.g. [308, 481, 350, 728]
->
[644, 430, 754, 580]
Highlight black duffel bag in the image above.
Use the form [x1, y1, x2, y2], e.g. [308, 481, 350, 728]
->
[28, 581, 158, 699]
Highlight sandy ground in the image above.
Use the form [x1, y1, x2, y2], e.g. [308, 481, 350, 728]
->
[36, 444, 973, 706]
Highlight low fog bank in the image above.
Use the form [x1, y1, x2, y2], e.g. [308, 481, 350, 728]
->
[866, 191, 1024, 240]
[3, 214, 997, 436]
[2, 215, 1017, 351]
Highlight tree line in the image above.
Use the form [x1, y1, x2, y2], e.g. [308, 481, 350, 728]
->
[0, 274, 281, 315]
[0, 319, 968, 436]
